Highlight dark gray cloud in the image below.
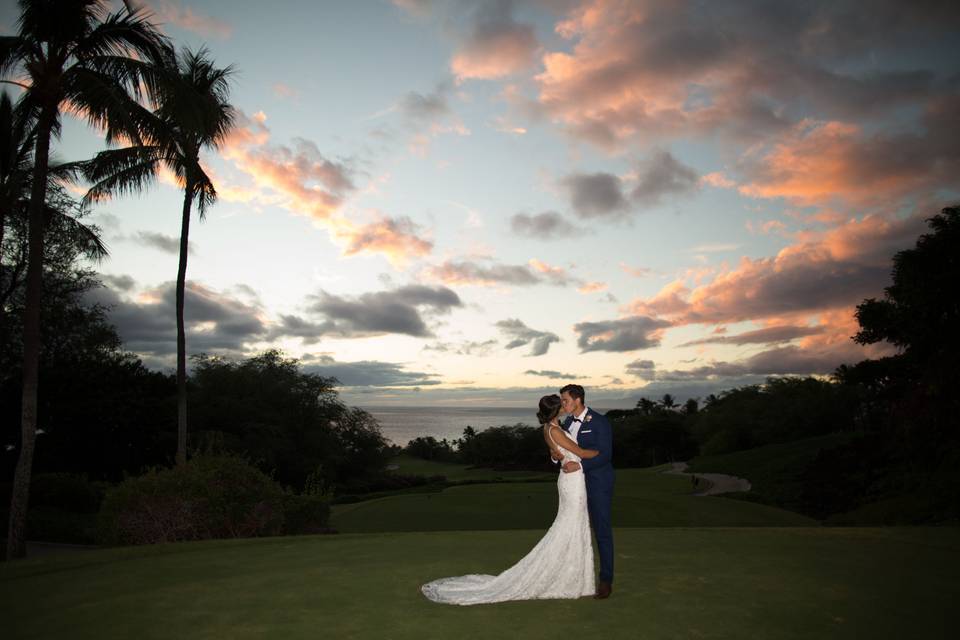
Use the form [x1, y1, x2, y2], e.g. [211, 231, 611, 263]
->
[423, 339, 498, 356]
[562, 172, 628, 218]
[132, 231, 193, 255]
[84, 278, 266, 368]
[452, 0, 540, 79]
[524, 369, 578, 380]
[633, 341, 885, 384]
[429, 259, 577, 287]
[100, 273, 136, 291]
[496, 318, 560, 356]
[533, 0, 959, 150]
[398, 87, 451, 122]
[510, 211, 580, 239]
[625, 359, 656, 378]
[269, 314, 334, 345]
[679, 325, 825, 347]
[301, 355, 441, 387]
[631, 149, 699, 205]
[301, 285, 462, 338]
[563, 149, 700, 219]
[87, 277, 465, 372]
[574, 315, 671, 352]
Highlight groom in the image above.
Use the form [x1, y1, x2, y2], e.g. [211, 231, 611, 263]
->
[552, 384, 615, 599]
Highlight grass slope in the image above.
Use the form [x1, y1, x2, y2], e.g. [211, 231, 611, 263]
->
[389, 455, 556, 482]
[332, 466, 816, 533]
[2, 527, 957, 639]
[687, 433, 853, 508]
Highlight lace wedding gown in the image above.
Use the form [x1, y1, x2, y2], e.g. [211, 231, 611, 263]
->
[421, 429, 595, 605]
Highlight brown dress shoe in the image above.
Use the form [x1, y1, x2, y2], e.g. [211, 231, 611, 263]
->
[594, 581, 612, 599]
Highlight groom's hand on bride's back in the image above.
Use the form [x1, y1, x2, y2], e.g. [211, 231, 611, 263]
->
[562, 461, 581, 473]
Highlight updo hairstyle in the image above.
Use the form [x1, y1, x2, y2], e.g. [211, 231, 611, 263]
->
[537, 394, 562, 425]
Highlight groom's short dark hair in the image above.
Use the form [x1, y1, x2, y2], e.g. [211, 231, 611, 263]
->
[560, 384, 585, 403]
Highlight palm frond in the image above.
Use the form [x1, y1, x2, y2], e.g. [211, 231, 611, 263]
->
[0, 35, 27, 77]
[83, 150, 160, 205]
[47, 159, 88, 186]
[60, 66, 149, 145]
[43, 201, 110, 262]
[69, 5, 173, 94]
[192, 167, 216, 219]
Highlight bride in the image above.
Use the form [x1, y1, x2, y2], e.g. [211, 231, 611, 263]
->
[420, 394, 599, 605]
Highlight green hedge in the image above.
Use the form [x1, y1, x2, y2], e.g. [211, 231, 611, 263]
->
[96, 454, 322, 545]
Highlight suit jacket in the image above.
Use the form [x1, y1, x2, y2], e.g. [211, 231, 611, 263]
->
[562, 408, 615, 491]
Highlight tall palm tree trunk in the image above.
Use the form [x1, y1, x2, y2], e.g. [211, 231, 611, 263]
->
[175, 187, 192, 466]
[6, 113, 52, 560]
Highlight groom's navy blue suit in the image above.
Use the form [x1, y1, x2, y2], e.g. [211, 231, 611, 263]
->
[563, 408, 615, 585]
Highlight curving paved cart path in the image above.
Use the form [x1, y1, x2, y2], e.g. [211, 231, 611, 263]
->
[663, 461, 752, 496]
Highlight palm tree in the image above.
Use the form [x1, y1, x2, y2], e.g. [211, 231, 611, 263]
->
[85, 46, 236, 466]
[0, 91, 106, 316]
[0, 0, 169, 560]
[660, 393, 677, 410]
[636, 397, 656, 416]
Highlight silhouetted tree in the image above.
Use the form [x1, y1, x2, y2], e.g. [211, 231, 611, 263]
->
[85, 47, 237, 466]
[0, 0, 169, 559]
[636, 397, 656, 416]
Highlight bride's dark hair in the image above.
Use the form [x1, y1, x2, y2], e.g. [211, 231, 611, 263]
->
[537, 394, 562, 425]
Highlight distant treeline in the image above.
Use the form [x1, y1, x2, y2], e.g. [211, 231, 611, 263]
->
[403, 375, 857, 471]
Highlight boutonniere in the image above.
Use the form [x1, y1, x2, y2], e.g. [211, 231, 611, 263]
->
[585, 414, 593, 423]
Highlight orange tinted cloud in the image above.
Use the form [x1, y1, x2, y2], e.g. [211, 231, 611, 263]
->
[334, 215, 433, 266]
[216, 109, 434, 265]
[530, 0, 951, 153]
[577, 281, 608, 294]
[219, 110, 353, 220]
[628, 210, 928, 327]
[736, 116, 959, 207]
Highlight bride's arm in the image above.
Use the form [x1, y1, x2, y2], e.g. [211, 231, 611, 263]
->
[543, 425, 564, 461]
[549, 427, 599, 459]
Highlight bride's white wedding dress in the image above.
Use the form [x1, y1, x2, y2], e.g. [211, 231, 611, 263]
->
[421, 429, 595, 605]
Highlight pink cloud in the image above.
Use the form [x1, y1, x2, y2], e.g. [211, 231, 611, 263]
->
[736, 108, 960, 208]
[334, 215, 433, 266]
[628, 210, 929, 327]
[451, 5, 540, 81]
[530, 0, 951, 153]
[219, 110, 353, 221]
[141, 1, 233, 39]
[577, 281, 607, 294]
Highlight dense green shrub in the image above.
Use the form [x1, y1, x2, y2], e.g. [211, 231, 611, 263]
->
[97, 454, 285, 545]
[692, 377, 859, 456]
[281, 491, 331, 534]
[458, 424, 553, 470]
[612, 415, 699, 467]
[28, 473, 105, 513]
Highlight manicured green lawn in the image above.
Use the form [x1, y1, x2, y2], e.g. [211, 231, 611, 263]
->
[389, 454, 556, 482]
[2, 527, 957, 639]
[332, 465, 817, 533]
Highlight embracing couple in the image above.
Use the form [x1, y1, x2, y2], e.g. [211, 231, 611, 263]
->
[421, 384, 615, 605]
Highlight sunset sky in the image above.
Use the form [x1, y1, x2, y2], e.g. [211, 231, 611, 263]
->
[4, 1, 958, 407]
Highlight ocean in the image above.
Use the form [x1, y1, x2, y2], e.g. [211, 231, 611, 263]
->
[362, 406, 613, 447]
